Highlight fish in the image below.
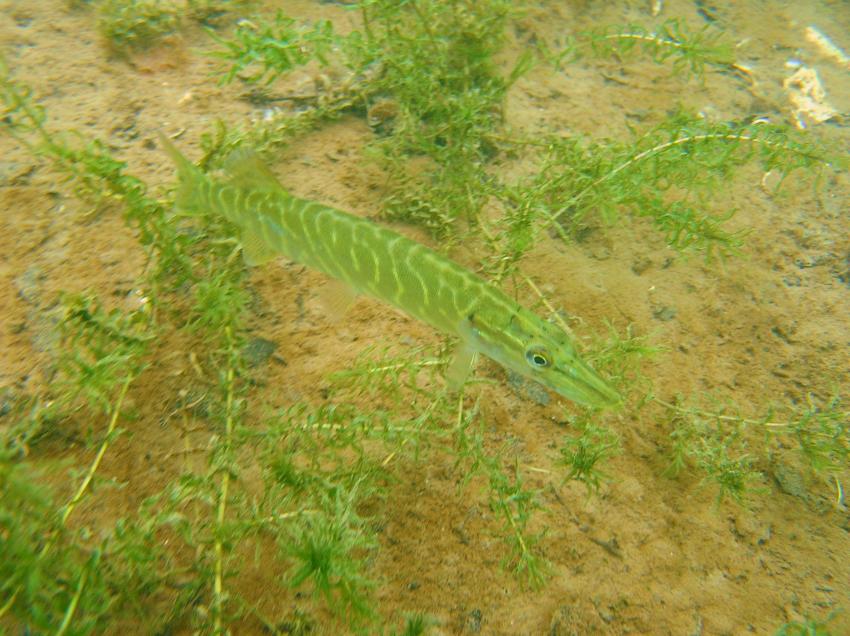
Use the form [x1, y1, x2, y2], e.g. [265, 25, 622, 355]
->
[160, 134, 621, 408]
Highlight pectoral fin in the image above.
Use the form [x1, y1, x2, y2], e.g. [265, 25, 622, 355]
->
[316, 279, 359, 323]
[445, 342, 478, 390]
[241, 227, 277, 266]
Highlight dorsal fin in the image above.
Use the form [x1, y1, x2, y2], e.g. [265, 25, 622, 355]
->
[223, 146, 286, 191]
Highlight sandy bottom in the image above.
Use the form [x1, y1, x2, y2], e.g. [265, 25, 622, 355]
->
[1, 0, 848, 634]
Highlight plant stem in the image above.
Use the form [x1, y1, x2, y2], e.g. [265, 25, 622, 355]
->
[55, 560, 90, 636]
[213, 327, 236, 634]
[0, 376, 132, 624]
[601, 32, 687, 50]
[60, 375, 133, 526]
[653, 396, 850, 429]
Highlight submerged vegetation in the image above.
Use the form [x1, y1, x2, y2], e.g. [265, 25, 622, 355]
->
[97, 0, 181, 53]
[1, 0, 848, 633]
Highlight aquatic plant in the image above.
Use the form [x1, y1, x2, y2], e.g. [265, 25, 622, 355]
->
[97, 0, 181, 53]
[662, 393, 848, 506]
[549, 18, 735, 75]
[1, 0, 847, 632]
[186, 0, 253, 27]
[558, 418, 622, 495]
[775, 610, 840, 635]
[208, 10, 336, 84]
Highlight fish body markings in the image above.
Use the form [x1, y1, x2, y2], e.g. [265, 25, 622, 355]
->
[160, 135, 621, 408]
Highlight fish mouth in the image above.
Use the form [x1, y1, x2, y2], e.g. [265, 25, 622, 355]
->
[555, 359, 622, 409]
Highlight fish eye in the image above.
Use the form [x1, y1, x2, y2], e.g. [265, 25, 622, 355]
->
[525, 347, 551, 369]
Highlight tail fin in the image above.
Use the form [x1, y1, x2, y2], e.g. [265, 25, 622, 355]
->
[158, 132, 204, 212]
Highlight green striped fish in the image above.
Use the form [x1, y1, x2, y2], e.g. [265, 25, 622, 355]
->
[161, 135, 621, 408]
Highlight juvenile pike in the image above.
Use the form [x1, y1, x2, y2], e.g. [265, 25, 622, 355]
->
[161, 135, 621, 408]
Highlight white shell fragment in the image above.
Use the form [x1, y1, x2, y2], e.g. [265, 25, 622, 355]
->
[783, 66, 838, 129]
